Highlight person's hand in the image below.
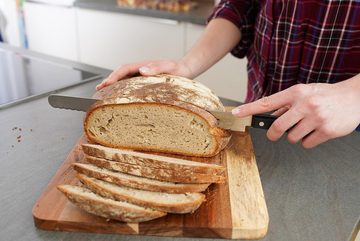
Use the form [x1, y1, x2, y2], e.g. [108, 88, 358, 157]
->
[231, 78, 360, 148]
[95, 59, 194, 90]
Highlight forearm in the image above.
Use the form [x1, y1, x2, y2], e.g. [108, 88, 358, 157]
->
[181, 18, 241, 78]
[339, 73, 360, 92]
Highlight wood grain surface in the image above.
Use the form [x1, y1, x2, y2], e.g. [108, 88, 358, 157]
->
[32, 130, 268, 240]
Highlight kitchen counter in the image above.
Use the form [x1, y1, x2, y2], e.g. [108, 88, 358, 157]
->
[74, 0, 214, 25]
[0, 45, 359, 241]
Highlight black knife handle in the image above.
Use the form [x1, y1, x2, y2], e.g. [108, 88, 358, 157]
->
[250, 115, 360, 132]
[251, 114, 277, 130]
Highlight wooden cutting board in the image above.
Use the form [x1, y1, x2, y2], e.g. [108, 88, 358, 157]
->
[32, 130, 269, 239]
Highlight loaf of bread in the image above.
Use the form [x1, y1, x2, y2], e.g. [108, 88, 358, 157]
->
[57, 185, 166, 222]
[58, 75, 229, 223]
[74, 163, 210, 193]
[77, 173, 205, 214]
[84, 75, 231, 157]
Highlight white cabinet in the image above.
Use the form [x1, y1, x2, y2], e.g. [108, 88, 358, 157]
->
[77, 8, 185, 70]
[23, 2, 78, 61]
[0, 0, 21, 47]
[22, 4, 247, 101]
[185, 23, 247, 102]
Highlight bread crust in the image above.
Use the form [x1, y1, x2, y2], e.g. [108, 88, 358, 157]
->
[93, 75, 225, 110]
[73, 163, 210, 194]
[77, 173, 205, 214]
[81, 143, 225, 175]
[84, 75, 231, 157]
[57, 185, 166, 222]
[84, 155, 225, 184]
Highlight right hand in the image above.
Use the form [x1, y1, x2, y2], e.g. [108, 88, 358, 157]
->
[96, 59, 194, 90]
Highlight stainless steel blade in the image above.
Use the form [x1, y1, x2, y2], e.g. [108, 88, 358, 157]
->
[48, 95, 99, 112]
[209, 110, 252, 132]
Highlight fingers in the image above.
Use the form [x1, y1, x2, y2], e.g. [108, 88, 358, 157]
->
[272, 105, 290, 117]
[96, 61, 147, 90]
[232, 91, 293, 117]
[139, 61, 177, 76]
[286, 119, 315, 144]
[301, 131, 330, 148]
[96, 72, 134, 90]
[266, 108, 303, 141]
[232, 84, 311, 117]
[96, 60, 179, 91]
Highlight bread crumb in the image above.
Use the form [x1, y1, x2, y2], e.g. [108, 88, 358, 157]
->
[12, 127, 18, 131]
[17, 139, 21, 143]
[30, 129, 33, 132]
[19, 128, 22, 131]
[17, 135, 21, 139]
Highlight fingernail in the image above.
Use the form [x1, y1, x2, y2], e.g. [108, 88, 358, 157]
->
[231, 108, 241, 115]
[139, 66, 151, 74]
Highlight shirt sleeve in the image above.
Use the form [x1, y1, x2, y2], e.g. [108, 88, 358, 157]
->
[207, 0, 259, 58]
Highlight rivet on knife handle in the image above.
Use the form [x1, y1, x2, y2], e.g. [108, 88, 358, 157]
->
[251, 114, 277, 130]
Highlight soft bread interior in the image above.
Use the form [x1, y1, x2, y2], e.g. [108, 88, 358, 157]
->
[78, 174, 204, 205]
[73, 163, 210, 193]
[86, 104, 215, 155]
[57, 185, 166, 222]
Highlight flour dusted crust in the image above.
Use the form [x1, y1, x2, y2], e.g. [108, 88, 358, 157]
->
[81, 143, 225, 175]
[84, 75, 231, 157]
[84, 155, 225, 184]
[73, 163, 211, 194]
[57, 185, 166, 222]
[93, 74, 224, 111]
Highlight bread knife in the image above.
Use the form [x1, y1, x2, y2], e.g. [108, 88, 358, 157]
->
[48, 94, 277, 132]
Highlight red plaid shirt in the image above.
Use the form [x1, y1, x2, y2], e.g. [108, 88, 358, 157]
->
[209, 0, 360, 102]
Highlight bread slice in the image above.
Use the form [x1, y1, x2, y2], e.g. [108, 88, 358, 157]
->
[84, 75, 231, 157]
[73, 163, 210, 193]
[57, 185, 166, 222]
[82, 143, 225, 175]
[77, 173, 205, 214]
[84, 155, 225, 184]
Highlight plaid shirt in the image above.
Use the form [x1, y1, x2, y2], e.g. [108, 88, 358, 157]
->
[209, 0, 360, 102]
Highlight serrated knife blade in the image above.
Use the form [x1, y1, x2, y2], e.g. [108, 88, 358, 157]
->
[48, 94, 99, 112]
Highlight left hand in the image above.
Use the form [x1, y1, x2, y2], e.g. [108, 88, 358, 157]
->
[231, 77, 360, 148]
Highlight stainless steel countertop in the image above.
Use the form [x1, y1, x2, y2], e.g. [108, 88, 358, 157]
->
[0, 45, 359, 241]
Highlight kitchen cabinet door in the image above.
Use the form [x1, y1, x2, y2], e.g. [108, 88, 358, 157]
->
[0, 0, 21, 47]
[185, 23, 247, 102]
[77, 8, 185, 70]
[23, 2, 78, 61]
